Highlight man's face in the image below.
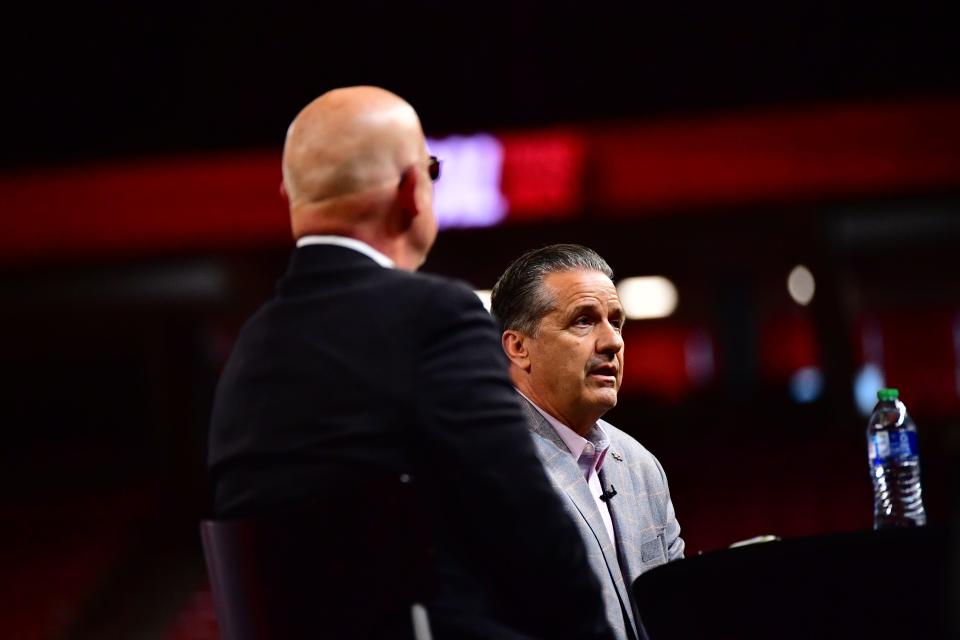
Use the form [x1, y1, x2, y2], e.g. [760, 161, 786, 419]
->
[524, 269, 625, 432]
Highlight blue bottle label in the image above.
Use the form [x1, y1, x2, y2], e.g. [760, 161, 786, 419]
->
[870, 431, 918, 465]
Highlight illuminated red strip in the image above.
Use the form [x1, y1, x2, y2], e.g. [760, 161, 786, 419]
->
[591, 100, 960, 213]
[0, 153, 289, 265]
[2, 99, 960, 265]
[499, 129, 585, 221]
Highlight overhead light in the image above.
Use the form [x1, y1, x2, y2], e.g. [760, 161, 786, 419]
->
[617, 276, 678, 320]
[474, 289, 493, 312]
[787, 264, 815, 306]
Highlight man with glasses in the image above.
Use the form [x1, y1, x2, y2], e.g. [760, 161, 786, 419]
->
[208, 87, 613, 639]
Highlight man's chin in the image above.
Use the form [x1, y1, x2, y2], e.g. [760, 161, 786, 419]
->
[589, 388, 619, 412]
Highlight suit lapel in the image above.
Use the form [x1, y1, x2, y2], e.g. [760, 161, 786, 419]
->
[519, 399, 637, 632]
[600, 426, 665, 635]
[597, 446, 643, 598]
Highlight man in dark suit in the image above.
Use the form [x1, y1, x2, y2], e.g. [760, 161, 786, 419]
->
[207, 87, 613, 639]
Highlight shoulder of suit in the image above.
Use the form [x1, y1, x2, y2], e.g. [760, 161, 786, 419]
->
[385, 274, 497, 355]
[412, 270, 474, 293]
[601, 424, 672, 489]
[359, 269, 475, 312]
[405, 272, 488, 315]
[381, 268, 468, 295]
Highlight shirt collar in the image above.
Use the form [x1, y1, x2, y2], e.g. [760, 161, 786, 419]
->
[517, 390, 610, 474]
[296, 235, 395, 269]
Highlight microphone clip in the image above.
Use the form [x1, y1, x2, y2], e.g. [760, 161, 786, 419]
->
[599, 484, 617, 503]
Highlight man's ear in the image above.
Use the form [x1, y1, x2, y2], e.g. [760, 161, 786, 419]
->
[396, 166, 421, 229]
[502, 330, 531, 371]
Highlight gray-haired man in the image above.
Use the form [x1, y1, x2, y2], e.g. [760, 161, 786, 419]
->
[491, 244, 684, 640]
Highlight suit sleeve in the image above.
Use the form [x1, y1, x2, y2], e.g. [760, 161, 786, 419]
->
[652, 454, 685, 561]
[413, 280, 614, 640]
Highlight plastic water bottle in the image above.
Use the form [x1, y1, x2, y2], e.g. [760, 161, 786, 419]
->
[866, 388, 926, 528]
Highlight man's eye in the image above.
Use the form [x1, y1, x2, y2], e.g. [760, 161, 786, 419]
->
[574, 317, 591, 326]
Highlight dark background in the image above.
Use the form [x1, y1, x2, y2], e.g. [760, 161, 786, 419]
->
[4, 2, 958, 166]
[2, 3, 959, 638]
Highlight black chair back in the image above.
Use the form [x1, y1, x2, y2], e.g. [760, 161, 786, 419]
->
[201, 477, 435, 640]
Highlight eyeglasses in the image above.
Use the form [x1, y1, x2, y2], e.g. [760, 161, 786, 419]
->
[428, 156, 441, 182]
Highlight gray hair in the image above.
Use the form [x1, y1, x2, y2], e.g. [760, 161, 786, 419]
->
[491, 244, 614, 336]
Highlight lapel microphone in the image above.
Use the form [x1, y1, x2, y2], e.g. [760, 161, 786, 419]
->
[599, 484, 618, 502]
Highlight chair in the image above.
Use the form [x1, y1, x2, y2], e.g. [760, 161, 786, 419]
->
[201, 477, 436, 640]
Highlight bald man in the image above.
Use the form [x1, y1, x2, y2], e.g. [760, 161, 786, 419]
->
[207, 88, 613, 640]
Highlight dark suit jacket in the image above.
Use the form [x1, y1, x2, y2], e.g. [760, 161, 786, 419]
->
[208, 244, 613, 640]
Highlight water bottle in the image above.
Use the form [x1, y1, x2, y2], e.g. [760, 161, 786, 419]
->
[866, 388, 926, 528]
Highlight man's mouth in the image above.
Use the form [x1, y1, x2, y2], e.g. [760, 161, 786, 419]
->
[588, 363, 618, 379]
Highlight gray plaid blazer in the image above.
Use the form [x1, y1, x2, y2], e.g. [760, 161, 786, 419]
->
[519, 396, 684, 640]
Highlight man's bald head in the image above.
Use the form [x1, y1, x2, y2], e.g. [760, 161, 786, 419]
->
[282, 86, 427, 206]
[281, 86, 437, 270]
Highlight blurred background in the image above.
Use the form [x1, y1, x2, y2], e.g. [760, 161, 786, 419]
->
[2, 2, 959, 638]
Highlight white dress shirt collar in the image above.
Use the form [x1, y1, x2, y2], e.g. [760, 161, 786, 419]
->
[296, 235, 395, 269]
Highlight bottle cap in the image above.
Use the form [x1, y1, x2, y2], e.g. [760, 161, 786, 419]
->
[877, 388, 899, 401]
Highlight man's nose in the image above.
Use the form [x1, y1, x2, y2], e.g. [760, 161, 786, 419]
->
[597, 321, 624, 354]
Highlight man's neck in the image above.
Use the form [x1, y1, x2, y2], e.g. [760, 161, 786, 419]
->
[289, 191, 420, 270]
[373, 236, 423, 271]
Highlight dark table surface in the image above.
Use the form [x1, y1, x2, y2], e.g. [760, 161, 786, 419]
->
[632, 526, 953, 640]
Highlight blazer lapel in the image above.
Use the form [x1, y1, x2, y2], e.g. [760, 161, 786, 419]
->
[599, 426, 661, 632]
[519, 399, 636, 631]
